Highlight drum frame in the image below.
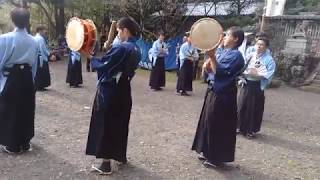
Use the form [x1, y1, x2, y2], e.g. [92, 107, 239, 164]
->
[66, 17, 98, 53]
[190, 17, 223, 51]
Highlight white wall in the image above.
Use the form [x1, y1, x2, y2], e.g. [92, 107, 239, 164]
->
[266, 0, 287, 16]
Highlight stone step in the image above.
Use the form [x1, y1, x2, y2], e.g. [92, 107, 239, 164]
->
[312, 79, 320, 85]
[300, 85, 320, 94]
[311, 83, 320, 88]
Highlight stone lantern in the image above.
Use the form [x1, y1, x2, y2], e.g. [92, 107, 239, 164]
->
[279, 21, 312, 86]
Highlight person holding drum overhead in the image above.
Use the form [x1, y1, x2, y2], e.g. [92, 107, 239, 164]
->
[0, 8, 38, 153]
[149, 32, 169, 91]
[66, 50, 83, 87]
[34, 25, 51, 91]
[79, 17, 141, 175]
[176, 32, 199, 96]
[192, 25, 245, 168]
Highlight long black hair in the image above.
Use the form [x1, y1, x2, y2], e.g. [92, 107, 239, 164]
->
[228, 26, 244, 48]
[117, 17, 141, 37]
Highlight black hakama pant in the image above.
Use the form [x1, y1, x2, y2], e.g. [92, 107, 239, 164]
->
[237, 80, 265, 135]
[193, 60, 199, 80]
[86, 58, 91, 72]
[176, 59, 193, 92]
[66, 58, 83, 87]
[149, 57, 165, 89]
[0, 64, 35, 149]
[176, 57, 180, 77]
[35, 57, 51, 90]
[86, 74, 132, 163]
[192, 85, 238, 163]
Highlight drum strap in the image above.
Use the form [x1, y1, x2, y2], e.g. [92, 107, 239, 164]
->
[239, 56, 252, 74]
[237, 55, 253, 83]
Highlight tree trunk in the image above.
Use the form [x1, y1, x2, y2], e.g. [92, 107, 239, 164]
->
[22, 0, 30, 33]
[214, 3, 217, 15]
[237, 0, 241, 15]
[54, 3, 59, 37]
[22, 0, 27, 8]
[59, 0, 65, 37]
[33, 0, 56, 33]
[54, 0, 65, 38]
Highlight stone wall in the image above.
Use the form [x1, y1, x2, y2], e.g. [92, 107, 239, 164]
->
[264, 15, 320, 58]
[263, 15, 320, 85]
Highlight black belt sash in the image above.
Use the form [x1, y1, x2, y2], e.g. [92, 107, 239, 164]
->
[2, 64, 31, 77]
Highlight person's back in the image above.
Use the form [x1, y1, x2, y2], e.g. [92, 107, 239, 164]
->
[1, 30, 37, 68]
[121, 40, 141, 79]
[33, 26, 51, 91]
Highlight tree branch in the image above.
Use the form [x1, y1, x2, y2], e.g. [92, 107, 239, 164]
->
[8, 0, 21, 7]
[176, 0, 201, 33]
[33, 0, 55, 29]
[204, 1, 217, 16]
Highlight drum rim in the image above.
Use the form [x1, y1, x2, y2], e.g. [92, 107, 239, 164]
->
[85, 19, 98, 52]
[66, 17, 85, 51]
[190, 17, 223, 51]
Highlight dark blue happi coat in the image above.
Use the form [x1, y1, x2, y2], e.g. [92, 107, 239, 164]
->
[90, 37, 141, 107]
[210, 48, 245, 93]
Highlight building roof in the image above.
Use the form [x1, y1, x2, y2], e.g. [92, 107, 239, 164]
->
[185, 2, 261, 16]
[265, 15, 320, 20]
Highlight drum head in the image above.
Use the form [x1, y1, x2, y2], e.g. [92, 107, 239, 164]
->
[190, 18, 223, 50]
[66, 17, 84, 51]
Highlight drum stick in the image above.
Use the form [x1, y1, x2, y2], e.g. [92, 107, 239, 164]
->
[104, 21, 117, 50]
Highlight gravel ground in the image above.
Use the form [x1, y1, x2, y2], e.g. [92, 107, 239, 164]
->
[0, 60, 319, 180]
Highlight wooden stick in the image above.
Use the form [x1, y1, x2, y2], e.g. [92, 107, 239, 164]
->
[103, 21, 117, 51]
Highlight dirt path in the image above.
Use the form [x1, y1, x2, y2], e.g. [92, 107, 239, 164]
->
[0, 60, 319, 180]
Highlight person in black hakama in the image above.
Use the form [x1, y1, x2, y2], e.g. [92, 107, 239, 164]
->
[34, 26, 51, 91]
[149, 33, 168, 90]
[81, 17, 141, 175]
[176, 34, 199, 96]
[176, 43, 181, 77]
[66, 50, 83, 87]
[0, 8, 38, 153]
[192, 27, 245, 167]
[237, 37, 276, 138]
[176, 36, 188, 77]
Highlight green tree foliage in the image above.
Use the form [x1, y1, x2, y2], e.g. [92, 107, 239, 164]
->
[66, 0, 110, 29]
[107, 0, 189, 40]
[302, 0, 320, 12]
[285, 0, 320, 14]
[218, 15, 255, 28]
[4, 0, 265, 39]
